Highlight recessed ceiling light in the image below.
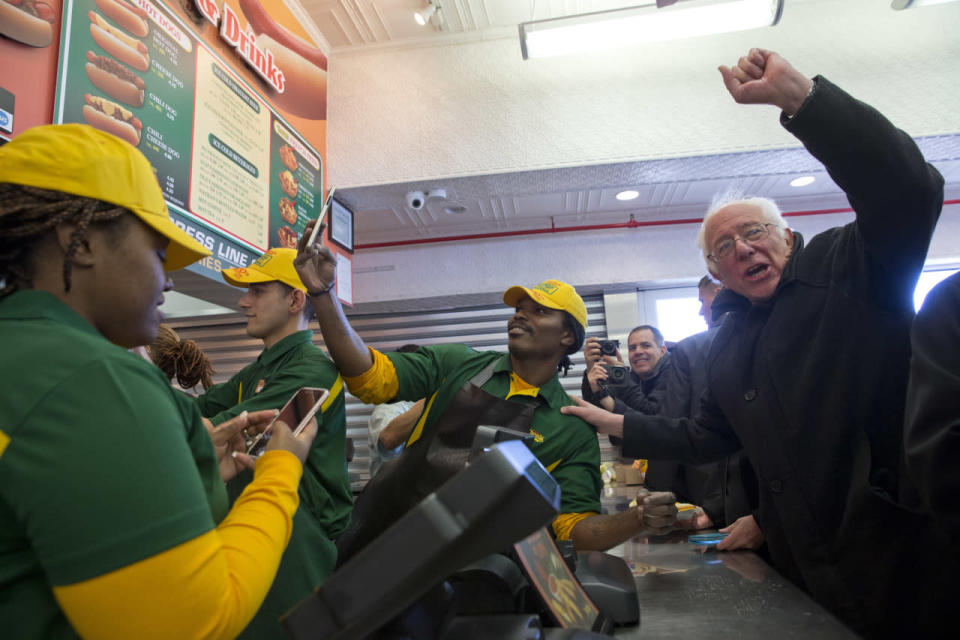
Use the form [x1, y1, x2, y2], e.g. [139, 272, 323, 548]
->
[443, 205, 467, 215]
[790, 176, 816, 188]
[616, 190, 640, 201]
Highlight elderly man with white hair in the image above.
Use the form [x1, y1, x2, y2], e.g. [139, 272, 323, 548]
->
[563, 48, 948, 637]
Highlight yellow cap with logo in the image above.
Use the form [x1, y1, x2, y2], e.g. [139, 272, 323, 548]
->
[0, 124, 210, 271]
[222, 248, 306, 292]
[502, 279, 587, 329]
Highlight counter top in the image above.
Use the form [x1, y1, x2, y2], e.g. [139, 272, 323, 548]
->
[596, 486, 857, 639]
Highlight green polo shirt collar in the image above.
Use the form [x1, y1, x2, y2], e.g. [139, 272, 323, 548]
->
[0, 290, 100, 338]
[259, 330, 313, 367]
[489, 352, 568, 409]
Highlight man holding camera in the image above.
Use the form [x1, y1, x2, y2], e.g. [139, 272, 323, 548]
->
[580, 325, 671, 416]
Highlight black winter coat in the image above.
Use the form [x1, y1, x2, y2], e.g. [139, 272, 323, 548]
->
[904, 271, 960, 540]
[620, 77, 948, 637]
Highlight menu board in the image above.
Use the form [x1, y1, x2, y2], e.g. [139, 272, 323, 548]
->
[52, 0, 328, 282]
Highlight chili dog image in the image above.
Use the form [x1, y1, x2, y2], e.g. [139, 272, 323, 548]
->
[239, 0, 328, 120]
[0, 0, 57, 47]
[89, 10, 149, 72]
[85, 51, 145, 107]
[82, 93, 142, 147]
[94, 0, 148, 38]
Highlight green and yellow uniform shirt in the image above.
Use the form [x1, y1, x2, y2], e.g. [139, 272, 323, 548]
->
[0, 290, 287, 639]
[347, 344, 602, 539]
[195, 330, 351, 637]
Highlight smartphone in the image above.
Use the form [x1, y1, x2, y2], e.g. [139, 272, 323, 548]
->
[246, 387, 329, 458]
[688, 532, 729, 546]
[305, 186, 336, 248]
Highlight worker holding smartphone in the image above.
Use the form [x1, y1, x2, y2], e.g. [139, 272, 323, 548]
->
[0, 124, 316, 640]
[193, 242, 351, 639]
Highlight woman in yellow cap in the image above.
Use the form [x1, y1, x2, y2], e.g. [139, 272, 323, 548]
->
[0, 124, 313, 639]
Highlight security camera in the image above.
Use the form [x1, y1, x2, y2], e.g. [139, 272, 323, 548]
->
[406, 191, 425, 210]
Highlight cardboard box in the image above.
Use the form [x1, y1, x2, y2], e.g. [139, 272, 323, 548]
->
[614, 463, 644, 486]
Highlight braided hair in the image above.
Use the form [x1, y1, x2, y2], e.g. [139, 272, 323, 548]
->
[0, 183, 128, 298]
[557, 311, 586, 377]
[148, 324, 216, 390]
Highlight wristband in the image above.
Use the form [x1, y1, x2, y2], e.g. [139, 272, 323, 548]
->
[593, 387, 611, 401]
[307, 280, 336, 297]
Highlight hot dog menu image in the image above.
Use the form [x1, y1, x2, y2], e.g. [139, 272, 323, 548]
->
[53, 0, 326, 275]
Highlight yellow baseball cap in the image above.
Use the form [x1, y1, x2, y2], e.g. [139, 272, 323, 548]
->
[502, 279, 587, 329]
[0, 124, 210, 271]
[222, 248, 306, 292]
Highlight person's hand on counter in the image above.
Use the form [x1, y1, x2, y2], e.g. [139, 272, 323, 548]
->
[716, 514, 765, 551]
[637, 489, 679, 535]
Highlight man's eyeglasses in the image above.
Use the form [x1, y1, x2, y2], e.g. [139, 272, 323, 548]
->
[707, 222, 779, 262]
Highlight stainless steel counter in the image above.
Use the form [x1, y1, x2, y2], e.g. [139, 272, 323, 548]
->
[597, 486, 858, 639]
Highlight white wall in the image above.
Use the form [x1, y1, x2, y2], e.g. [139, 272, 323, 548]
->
[329, 0, 960, 187]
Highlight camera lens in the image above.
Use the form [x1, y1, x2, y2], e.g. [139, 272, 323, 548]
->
[600, 340, 618, 356]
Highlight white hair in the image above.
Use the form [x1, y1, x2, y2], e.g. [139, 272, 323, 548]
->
[696, 192, 789, 268]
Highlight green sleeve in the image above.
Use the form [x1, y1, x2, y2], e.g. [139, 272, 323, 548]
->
[205, 356, 340, 426]
[552, 419, 603, 515]
[0, 357, 215, 586]
[194, 374, 241, 420]
[170, 390, 230, 523]
[389, 344, 475, 402]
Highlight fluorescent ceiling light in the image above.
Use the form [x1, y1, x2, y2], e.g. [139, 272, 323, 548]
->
[891, 0, 957, 9]
[415, 3, 437, 26]
[520, 0, 784, 60]
[616, 189, 640, 200]
[789, 176, 815, 187]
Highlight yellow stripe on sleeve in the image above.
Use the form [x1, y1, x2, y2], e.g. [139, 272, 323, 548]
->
[404, 390, 439, 447]
[552, 512, 597, 541]
[343, 347, 399, 404]
[321, 375, 344, 412]
[0, 429, 9, 460]
[53, 450, 302, 640]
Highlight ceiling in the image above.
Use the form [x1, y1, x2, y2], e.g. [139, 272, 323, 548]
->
[339, 139, 960, 248]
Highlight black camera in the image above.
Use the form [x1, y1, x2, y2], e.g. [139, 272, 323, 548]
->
[602, 363, 630, 387]
[599, 339, 620, 356]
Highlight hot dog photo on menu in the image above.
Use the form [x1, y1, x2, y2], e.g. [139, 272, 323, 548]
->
[0, 0, 59, 47]
[61, 0, 152, 146]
